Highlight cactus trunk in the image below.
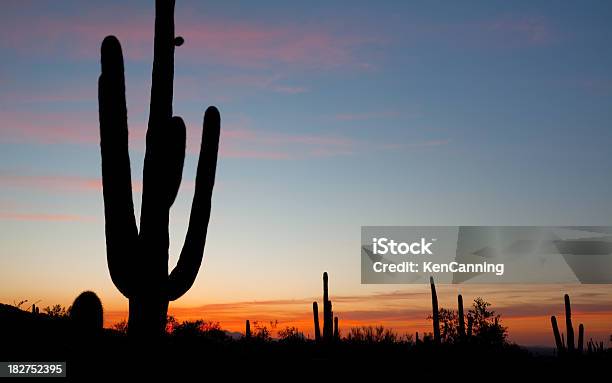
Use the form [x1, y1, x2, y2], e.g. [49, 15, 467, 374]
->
[98, 0, 220, 337]
[245, 320, 251, 339]
[577, 323, 584, 353]
[312, 302, 321, 342]
[430, 276, 440, 343]
[467, 316, 473, 338]
[564, 294, 574, 352]
[458, 294, 465, 339]
[322, 272, 334, 341]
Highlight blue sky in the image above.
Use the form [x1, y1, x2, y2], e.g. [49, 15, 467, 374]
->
[1, 0, 612, 315]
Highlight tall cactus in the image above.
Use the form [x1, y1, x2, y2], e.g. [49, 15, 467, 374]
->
[322, 272, 334, 341]
[98, 0, 220, 337]
[550, 294, 584, 354]
[312, 301, 321, 342]
[430, 276, 440, 343]
[577, 323, 584, 353]
[466, 316, 473, 338]
[457, 294, 465, 339]
[564, 294, 575, 352]
[245, 320, 251, 339]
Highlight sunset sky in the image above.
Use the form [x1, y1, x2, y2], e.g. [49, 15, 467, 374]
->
[1, 0, 612, 346]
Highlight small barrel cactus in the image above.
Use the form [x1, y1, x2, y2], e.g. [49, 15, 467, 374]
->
[70, 291, 104, 335]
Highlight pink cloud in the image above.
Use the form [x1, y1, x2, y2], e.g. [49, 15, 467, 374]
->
[0, 212, 95, 222]
[0, 110, 147, 146]
[1, 174, 102, 191]
[0, 173, 151, 194]
[0, 106, 446, 160]
[0, 8, 377, 70]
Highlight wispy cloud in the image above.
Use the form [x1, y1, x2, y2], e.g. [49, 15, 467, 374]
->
[334, 111, 401, 121]
[0, 212, 94, 222]
[0, 7, 378, 71]
[1, 173, 102, 192]
[207, 73, 308, 95]
[219, 127, 355, 159]
[485, 16, 553, 45]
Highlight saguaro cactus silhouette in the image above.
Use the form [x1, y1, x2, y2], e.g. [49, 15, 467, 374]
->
[322, 272, 334, 341]
[245, 320, 251, 339]
[430, 276, 440, 343]
[457, 294, 466, 339]
[550, 294, 584, 354]
[312, 302, 321, 341]
[98, 0, 220, 337]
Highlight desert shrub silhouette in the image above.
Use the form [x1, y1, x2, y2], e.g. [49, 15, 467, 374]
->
[278, 326, 307, 344]
[345, 326, 399, 344]
[70, 291, 103, 336]
[98, 0, 220, 337]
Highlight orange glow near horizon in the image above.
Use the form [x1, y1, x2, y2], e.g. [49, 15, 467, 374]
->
[101, 285, 612, 347]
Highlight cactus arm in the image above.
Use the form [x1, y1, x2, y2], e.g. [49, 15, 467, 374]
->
[165, 116, 186, 207]
[334, 316, 339, 340]
[99, 35, 138, 298]
[167, 107, 220, 301]
[551, 315, 564, 352]
[577, 323, 584, 353]
[430, 276, 440, 343]
[312, 302, 321, 341]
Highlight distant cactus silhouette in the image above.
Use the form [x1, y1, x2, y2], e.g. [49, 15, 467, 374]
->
[322, 272, 334, 341]
[578, 323, 584, 353]
[334, 316, 339, 340]
[70, 291, 103, 335]
[587, 338, 604, 353]
[312, 301, 321, 341]
[551, 294, 584, 354]
[564, 294, 575, 352]
[466, 316, 473, 338]
[245, 320, 251, 339]
[313, 272, 335, 342]
[31, 304, 39, 314]
[430, 276, 440, 343]
[98, 0, 220, 337]
[457, 294, 465, 339]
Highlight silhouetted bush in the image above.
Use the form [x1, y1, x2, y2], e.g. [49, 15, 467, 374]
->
[43, 304, 69, 319]
[345, 326, 401, 344]
[278, 326, 306, 344]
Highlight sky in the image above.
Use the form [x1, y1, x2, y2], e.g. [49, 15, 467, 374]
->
[1, 0, 612, 346]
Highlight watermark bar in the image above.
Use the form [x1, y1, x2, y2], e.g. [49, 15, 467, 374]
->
[0, 362, 66, 378]
[361, 226, 612, 284]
